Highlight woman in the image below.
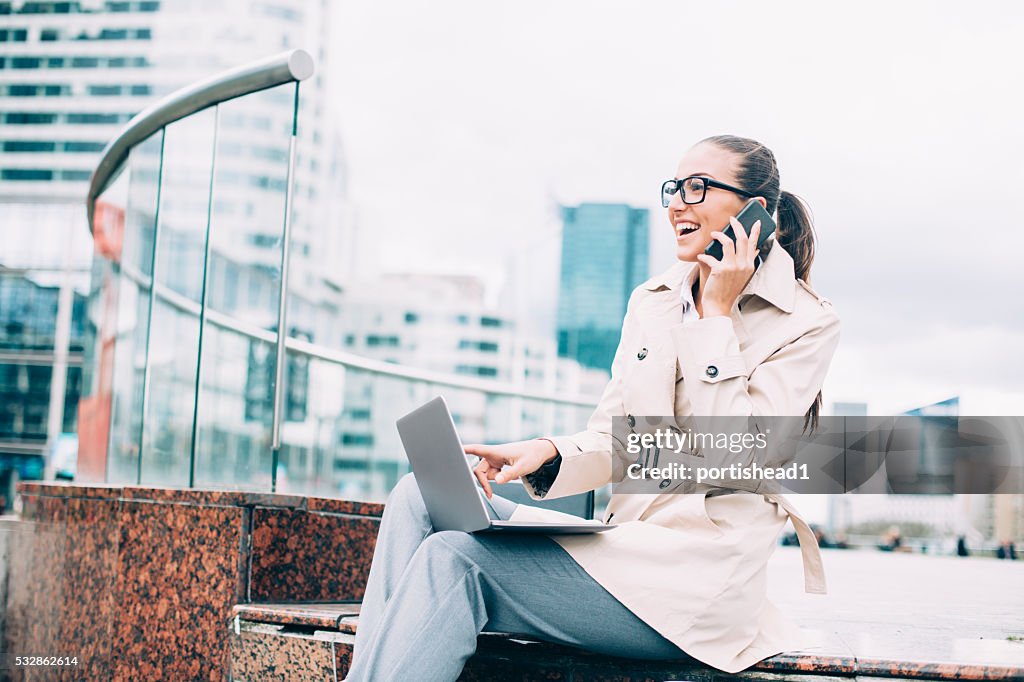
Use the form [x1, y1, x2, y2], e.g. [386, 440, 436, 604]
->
[344, 135, 841, 681]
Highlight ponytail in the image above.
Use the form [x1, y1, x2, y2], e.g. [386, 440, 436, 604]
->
[776, 190, 822, 432]
[776, 190, 816, 283]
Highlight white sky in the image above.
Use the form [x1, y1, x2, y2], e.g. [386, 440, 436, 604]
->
[327, 0, 1024, 415]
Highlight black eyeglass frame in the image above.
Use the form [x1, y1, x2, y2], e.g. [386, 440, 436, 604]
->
[661, 176, 756, 208]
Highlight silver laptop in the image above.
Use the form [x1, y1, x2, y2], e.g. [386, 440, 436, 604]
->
[396, 396, 616, 534]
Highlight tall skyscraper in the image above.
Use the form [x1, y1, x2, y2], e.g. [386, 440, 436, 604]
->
[556, 203, 648, 372]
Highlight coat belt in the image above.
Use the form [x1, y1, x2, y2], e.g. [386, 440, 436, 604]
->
[762, 493, 827, 594]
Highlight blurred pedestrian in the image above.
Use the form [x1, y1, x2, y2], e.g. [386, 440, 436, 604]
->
[878, 525, 901, 551]
[956, 535, 970, 557]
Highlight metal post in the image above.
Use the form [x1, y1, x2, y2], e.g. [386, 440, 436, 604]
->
[136, 129, 167, 484]
[188, 106, 220, 488]
[270, 82, 300, 493]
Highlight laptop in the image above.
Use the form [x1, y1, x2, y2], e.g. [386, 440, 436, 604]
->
[396, 396, 616, 535]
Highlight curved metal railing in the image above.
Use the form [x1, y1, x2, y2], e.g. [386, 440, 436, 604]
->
[86, 49, 315, 233]
[116, 258, 595, 406]
[84, 49, 599, 492]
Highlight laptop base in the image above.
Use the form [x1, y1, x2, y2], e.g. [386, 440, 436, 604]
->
[478, 521, 615, 535]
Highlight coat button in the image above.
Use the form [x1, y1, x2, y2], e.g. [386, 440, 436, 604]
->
[637, 347, 648, 360]
[659, 479, 672, 489]
[705, 365, 719, 378]
[627, 414, 636, 428]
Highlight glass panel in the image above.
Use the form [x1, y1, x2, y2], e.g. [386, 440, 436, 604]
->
[105, 131, 164, 484]
[140, 300, 200, 485]
[140, 110, 216, 486]
[277, 365, 422, 501]
[78, 165, 130, 482]
[193, 84, 296, 489]
[152, 111, 217, 303]
[272, 355, 345, 497]
[203, 84, 292, 326]
[190, 323, 276, 490]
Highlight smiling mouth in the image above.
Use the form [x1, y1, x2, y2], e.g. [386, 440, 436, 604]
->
[675, 222, 701, 237]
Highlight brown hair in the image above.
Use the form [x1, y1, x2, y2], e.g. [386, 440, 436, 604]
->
[699, 134, 822, 431]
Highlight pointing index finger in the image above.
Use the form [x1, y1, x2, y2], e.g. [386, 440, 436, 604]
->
[464, 443, 497, 462]
[474, 463, 494, 498]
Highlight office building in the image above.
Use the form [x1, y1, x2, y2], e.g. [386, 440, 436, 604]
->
[556, 203, 648, 372]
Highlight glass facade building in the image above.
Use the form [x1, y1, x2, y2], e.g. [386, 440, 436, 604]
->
[0, 266, 87, 442]
[0, 204, 93, 497]
[556, 203, 649, 372]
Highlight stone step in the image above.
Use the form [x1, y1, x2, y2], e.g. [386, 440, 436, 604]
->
[230, 602, 1024, 682]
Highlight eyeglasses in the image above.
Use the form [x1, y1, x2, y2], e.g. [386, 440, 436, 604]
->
[661, 176, 755, 208]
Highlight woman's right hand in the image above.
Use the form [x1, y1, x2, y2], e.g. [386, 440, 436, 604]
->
[463, 439, 558, 499]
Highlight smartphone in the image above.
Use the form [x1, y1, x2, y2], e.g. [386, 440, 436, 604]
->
[704, 199, 777, 261]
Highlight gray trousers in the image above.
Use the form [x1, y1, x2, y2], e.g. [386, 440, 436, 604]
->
[344, 471, 686, 681]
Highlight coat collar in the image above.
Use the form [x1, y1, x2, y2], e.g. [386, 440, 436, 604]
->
[642, 238, 796, 314]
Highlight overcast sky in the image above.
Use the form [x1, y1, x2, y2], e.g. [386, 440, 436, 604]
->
[327, 0, 1024, 415]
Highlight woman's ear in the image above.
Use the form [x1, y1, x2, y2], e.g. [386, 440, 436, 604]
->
[755, 196, 768, 209]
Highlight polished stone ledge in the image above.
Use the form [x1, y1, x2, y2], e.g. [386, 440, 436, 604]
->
[15, 481, 385, 515]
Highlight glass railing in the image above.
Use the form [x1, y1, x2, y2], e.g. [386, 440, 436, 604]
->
[80, 50, 599, 503]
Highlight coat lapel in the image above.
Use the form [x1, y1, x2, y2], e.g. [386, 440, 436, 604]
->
[739, 239, 797, 313]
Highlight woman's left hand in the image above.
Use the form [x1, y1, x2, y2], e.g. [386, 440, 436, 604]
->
[696, 217, 761, 318]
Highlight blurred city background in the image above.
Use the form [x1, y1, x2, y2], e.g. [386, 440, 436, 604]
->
[1, 0, 1022, 557]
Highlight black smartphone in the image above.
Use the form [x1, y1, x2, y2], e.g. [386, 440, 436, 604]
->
[704, 199, 777, 261]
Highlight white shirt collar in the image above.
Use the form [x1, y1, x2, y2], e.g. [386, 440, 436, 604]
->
[679, 263, 701, 323]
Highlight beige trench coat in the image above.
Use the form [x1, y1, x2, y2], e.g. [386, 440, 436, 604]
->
[509, 238, 841, 673]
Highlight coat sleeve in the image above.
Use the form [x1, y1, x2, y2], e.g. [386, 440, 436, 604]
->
[521, 453, 561, 497]
[520, 291, 640, 501]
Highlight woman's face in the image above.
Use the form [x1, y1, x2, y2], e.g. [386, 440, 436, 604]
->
[667, 142, 753, 262]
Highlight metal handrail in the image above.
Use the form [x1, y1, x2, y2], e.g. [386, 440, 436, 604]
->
[86, 49, 314, 232]
[114, 261, 599, 408]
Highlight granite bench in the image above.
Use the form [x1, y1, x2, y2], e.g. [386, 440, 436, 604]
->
[228, 599, 1024, 681]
